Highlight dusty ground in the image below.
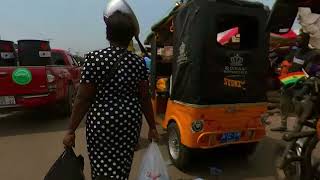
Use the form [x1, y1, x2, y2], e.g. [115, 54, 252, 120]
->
[0, 110, 310, 180]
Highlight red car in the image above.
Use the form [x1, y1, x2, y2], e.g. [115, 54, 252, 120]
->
[0, 40, 81, 116]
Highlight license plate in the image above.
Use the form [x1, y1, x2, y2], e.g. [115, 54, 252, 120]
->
[0, 96, 16, 106]
[220, 132, 241, 143]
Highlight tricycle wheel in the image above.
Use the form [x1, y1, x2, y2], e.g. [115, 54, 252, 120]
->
[167, 122, 192, 170]
[245, 142, 258, 155]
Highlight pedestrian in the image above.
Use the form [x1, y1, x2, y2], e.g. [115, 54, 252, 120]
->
[287, 32, 311, 73]
[144, 56, 152, 71]
[271, 31, 311, 131]
[62, 3, 160, 180]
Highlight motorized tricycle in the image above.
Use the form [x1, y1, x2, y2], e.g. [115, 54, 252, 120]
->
[145, 0, 273, 169]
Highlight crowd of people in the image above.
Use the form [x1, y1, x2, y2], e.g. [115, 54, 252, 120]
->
[269, 7, 320, 131]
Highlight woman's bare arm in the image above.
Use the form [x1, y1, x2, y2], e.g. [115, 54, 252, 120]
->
[139, 80, 157, 130]
[67, 84, 96, 133]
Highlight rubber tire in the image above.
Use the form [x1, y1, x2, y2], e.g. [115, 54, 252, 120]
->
[245, 142, 258, 156]
[61, 85, 75, 117]
[301, 135, 319, 180]
[167, 122, 192, 171]
[281, 140, 309, 180]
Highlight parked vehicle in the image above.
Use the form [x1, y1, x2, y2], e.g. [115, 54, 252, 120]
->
[145, 0, 271, 170]
[0, 40, 81, 116]
[276, 69, 319, 180]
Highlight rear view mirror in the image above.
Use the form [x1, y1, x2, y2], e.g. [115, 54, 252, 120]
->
[266, 0, 298, 34]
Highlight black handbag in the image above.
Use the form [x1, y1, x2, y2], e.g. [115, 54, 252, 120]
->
[44, 147, 85, 180]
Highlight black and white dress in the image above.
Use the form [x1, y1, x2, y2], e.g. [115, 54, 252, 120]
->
[80, 46, 149, 180]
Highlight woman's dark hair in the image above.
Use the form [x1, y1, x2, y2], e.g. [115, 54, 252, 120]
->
[105, 11, 135, 46]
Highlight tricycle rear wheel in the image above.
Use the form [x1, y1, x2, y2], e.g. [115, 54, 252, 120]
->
[167, 122, 192, 170]
[244, 142, 258, 156]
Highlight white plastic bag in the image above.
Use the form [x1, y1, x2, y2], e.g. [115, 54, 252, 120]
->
[138, 142, 170, 180]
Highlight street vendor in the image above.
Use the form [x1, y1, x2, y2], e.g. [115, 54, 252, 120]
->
[271, 7, 320, 131]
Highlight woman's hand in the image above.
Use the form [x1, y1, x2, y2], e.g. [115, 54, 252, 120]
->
[148, 128, 160, 142]
[63, 131, 76, 148]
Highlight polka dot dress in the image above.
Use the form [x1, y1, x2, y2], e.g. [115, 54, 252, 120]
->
[80, 46, 149, 180]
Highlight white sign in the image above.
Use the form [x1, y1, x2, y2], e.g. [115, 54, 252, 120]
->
[39, 51, 51, 58]
[0, 52, 15, 59]
[224, 54, 248, 75]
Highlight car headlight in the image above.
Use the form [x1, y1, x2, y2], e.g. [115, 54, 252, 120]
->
[191, 120, 204, 133]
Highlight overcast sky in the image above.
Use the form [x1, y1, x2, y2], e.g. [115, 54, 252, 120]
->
[0, 0, 281, 55]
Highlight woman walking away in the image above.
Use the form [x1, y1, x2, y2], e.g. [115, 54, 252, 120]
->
[62, 2, 160, 180]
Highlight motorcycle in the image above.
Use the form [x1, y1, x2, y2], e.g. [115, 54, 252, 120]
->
[277, 69, 320, 180]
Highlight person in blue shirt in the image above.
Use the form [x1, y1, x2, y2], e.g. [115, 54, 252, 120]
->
[144, 56, 151, 71]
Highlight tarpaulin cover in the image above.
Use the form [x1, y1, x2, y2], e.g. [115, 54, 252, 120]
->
[171, 0, 270, 105]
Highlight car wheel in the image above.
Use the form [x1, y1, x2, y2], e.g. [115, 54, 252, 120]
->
[167, 122, 192, 170]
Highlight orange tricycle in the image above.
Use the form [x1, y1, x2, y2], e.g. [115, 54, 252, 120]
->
[145, 0, 271, 170]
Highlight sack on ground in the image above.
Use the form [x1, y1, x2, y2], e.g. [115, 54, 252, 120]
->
[44, 147, 85, 180]
[138, 142, 169, 180]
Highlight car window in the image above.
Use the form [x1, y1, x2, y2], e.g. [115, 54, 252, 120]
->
[51, 52, 66, 65]
[65, 54, 74, 66]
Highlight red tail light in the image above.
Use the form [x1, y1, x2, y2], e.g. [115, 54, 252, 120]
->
[46, 70, 56, 92]
[46, 70, 55, 83]
[40, 42, 49, 51]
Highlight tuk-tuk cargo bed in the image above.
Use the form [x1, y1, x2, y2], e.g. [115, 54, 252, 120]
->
[163, 100, 266, 149]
